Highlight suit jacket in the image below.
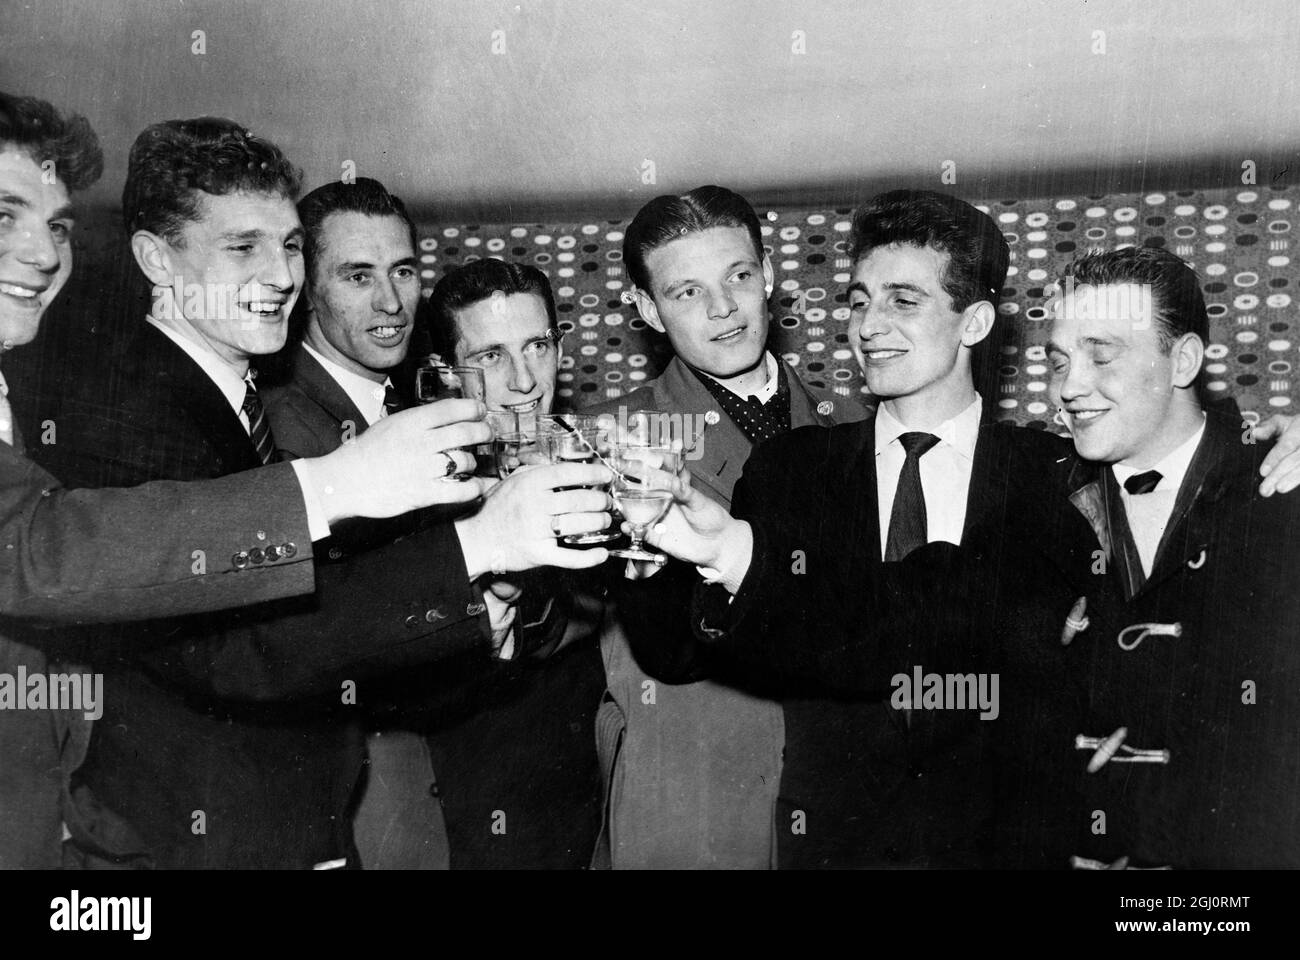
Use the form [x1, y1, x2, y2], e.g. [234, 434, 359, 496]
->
[619, 414, 1101, 868]
[582, 355, 867, 868]
[264, 345, 605, 868]
[1064, 409, 1300, 868]
[0, 414, 322, 869]
[35, 324, 493, 868]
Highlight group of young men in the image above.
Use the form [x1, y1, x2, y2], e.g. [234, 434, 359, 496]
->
[1, 89, 1297, 870]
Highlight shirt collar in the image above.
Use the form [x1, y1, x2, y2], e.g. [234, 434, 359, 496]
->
[703, 351, 779, 403]
[147, 316, 249, 416]
[1111, 413, 1207, 496]
[302, 341, 391, 425]
[875, 393, 983, 461]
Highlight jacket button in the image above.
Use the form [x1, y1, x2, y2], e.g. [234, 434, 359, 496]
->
[404, 615, 420, 628]
[249, 547, 265, 564]
[256, 530, 267, 541]
[282, 542, 297, 559]
[328, 546, 343, 560]
[466, 601, 486, 616]
[428, 782, 441, 799]
[264, 545, 280, 562]
[425, 608, 446, 623]
[232, 551, 250, 570]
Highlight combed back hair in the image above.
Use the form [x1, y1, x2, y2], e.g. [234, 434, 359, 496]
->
[427, 259, 558, 361]
[1061, 246, 1209, 351]
[850, 189, 1009, 311]
[0, 91, 103, 192]
[623, 185, 765, 293]
[122, 116, 302, 241]
[296, 177, 418, 284]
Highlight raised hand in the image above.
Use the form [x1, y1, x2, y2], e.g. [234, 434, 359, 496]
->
[455, 461, 615, 576]
[300, 398, 492, 521]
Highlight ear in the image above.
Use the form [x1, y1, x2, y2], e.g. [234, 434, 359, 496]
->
[959, 300, 996, 348]
[1170, 332, 1205, 388]
[633, 287, 665, 335]
[130, 230, 175, 289]
[761, 254, 774, 298]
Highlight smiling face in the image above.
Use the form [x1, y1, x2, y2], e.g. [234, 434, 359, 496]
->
[1048, 282, 1203, 467]
[452, 291, 559, 415]
[848, 243, 990, 420]
[134, 189, 304, 368]
[304, 211, 418, 382]
[636, 226, 773, 383]
[0, 148, 75, 346]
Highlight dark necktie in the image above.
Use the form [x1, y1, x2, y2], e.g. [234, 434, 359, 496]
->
[241, 379, 276, 465]
[383, 382, 402, 417]
[884, 432, 940, 562]
[1123, 469, 1163, 495]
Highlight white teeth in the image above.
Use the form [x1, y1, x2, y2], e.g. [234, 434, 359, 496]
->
[714, 328, 744, 340]
[370, 326, 399, 338]
[245, 302, 281, 315]
[867, 349, 906, 359]
[507, 399, 539, 412]
[0, 282, 39, 299]
[1071, 410, 1105, 421]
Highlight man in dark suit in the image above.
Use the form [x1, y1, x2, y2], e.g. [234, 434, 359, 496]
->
[0, 93, 545, 869]
[1047, 247, 1300, 868]
[582, 186, 867, 869]
[38, 117, 614, 868]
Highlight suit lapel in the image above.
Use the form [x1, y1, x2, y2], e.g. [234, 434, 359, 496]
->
[290, 346, 372, 437]
[655, 357, 753, 507]
[1141, 416, 1234, 595]
[138, 324, 262, 474]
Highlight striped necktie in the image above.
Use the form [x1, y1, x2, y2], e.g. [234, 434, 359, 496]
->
[241, 378, 276, 465]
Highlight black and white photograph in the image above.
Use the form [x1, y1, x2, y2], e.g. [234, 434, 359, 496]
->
[1, 0, 1297, 943]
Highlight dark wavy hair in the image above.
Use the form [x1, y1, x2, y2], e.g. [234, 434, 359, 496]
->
[427, 259, 557, 361]
[0, 91, 104, 192]
[296, 177, 417, 285]
[122, 116, 301, 241]
[623, 185, 765, 293]
[851, 190, 1010, 413]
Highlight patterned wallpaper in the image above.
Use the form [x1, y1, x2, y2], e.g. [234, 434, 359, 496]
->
[414, 186, 1297, 427]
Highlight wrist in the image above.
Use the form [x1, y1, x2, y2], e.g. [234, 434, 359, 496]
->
[454, 515, 490, 581]
[696, 519, 753, 595]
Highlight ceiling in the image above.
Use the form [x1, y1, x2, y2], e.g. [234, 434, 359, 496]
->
[4, 0, 1299, 220]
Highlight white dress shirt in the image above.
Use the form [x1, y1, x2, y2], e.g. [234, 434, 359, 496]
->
[874, 394, 983, 558]
[1111, 416, 1207, 576]
[302, 341, 392, 427]
[146, 317, 332, 540]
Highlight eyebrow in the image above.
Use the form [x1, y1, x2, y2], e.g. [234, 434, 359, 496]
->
[218, 226, 305, 243]
[0, 192, 31, 209]
[661, 259, 758, 296]
[1046, 336, 1122, 354]
[847, 280, 929, 297]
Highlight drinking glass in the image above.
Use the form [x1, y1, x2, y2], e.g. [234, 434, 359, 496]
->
[414, 362, 486, 482]
[493, 430, 554, 479]
[607, 445, 683, 565]
[546, 413, 620, 545]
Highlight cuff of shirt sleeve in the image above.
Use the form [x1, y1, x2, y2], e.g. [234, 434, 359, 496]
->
[290, 458, 334, 542]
